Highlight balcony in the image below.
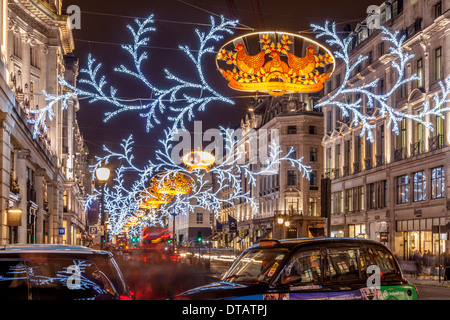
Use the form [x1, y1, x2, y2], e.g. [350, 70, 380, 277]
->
[364, 158, 372, 170]
[376, 154, 384, 167]
[343, 166, 350, 177]
[353, 161, 361, 174]
[274, 209, 302, 216]
[332, 168, 341, 180]
[429, 135, 444, 151]
[393, 147, 406, 162]
[410, 141, 424, 157]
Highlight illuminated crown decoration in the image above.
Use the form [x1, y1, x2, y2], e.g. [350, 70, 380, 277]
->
[182, 150, 215, 171]
[216, 32, 335, 96]
[152, 172, 194, 195]
[139, 185, 174, 209]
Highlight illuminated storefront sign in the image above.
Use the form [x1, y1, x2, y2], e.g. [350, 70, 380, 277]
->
[6, 208, 22, 226]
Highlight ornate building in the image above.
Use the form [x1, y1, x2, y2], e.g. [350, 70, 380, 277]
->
[215, 94, 325, 249]
[0, 0, 90, 245]
[320, 0, 449, 259]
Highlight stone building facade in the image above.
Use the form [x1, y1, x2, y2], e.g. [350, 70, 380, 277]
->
[0, 0, 90, 245]
[320, 0, 450, 259]
[215, 94, 325, 249]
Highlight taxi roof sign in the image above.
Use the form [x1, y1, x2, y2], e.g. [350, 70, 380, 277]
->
[258, 239, 280, 248]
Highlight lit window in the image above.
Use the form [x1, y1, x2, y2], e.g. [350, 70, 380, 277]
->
[413, 171, 426, 202]
[431, 166, 445, 199]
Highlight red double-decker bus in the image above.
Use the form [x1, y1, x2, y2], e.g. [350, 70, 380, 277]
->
[139, 227, 180, 262]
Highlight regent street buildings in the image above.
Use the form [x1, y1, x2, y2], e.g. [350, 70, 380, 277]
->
[320, 0, 449, 259]
[214, 94, 326, 249]
[0, 0, 91, 245]
[212, 0, 450, 262]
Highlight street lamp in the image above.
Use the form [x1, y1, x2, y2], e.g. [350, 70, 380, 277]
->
[96, 166, 110, 250]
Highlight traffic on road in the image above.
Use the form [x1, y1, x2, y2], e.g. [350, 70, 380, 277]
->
[1, 236, 448, 301]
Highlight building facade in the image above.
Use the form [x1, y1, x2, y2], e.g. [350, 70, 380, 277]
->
[215, 94, 325, 249]
[0, 0, 90, 245]
[320, 0, 449, 259]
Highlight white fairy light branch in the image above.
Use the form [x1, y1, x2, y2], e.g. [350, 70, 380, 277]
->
[312, 21, 450, 142]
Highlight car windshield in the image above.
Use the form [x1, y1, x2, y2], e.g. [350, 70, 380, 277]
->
[223, 248, 288, 284]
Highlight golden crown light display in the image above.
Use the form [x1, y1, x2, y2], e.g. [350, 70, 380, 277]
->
[139, 184, 174, 209]
[151, 172, 194, 196]
[182, 150, 215, 171]
[216, 31, 335, 96]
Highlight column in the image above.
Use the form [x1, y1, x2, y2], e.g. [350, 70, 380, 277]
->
[49, 180, 64, 244]
[16, 149, 30, 243]
[47, 46, 60, 156]
[0, 112, 12, 245]
[21, 33, 30, 101]
[35, 168, 45, 243]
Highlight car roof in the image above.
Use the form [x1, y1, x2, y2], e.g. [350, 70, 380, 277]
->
[252, 237, 386, 250]
[0, 244, 110, 255]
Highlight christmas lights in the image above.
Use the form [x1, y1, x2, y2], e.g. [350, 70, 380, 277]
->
[312, 21, 450, 142]
[93, 127, 311, 236]
[31, 15, 237, 137]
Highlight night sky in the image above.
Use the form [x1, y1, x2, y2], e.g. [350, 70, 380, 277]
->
[62, 0, 378, 167]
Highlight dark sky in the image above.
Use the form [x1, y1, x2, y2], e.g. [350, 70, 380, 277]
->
[62, 0, 378, 166]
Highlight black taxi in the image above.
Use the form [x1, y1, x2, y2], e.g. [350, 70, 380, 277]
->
[175, 238, 419, 300]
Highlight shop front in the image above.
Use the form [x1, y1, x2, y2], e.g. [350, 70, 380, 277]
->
[330, 215, 345, 237]
[396, 217, 447, 260]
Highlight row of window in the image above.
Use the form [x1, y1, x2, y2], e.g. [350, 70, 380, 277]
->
[195, 212, 214, 224]
[325, 114, 445, 180]
[331, 166, 444, 215]
[396, 166, 445, 204]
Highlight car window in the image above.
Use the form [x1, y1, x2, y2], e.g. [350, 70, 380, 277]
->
[223, 249, 287, 284]
[93, 256, 128, 296]
[281, 250, 322, 285]
[365, 247, 397, 276]
[324, 247, 362, 282]
[0, 260, 30, 300]
[28, 258, 118, 300]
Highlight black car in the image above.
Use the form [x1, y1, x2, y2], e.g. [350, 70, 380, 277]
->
[175, 238, 419, 300]
[0, 244, 132, 300]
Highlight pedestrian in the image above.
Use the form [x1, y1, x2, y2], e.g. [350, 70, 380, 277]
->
[444, 249, 450, 267]
[413, 250, 423, 277]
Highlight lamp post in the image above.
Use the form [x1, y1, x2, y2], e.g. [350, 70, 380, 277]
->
[277, 216, 284, 239]
[96, 167, 110, 250]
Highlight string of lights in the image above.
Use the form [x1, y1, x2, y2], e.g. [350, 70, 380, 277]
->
[90, 126, 311, 236]
[312, 21, 450, 142]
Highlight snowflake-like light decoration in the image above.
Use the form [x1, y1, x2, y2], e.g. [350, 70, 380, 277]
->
[28, 15, 237, 138]
[93, 127, 311, 236]
[313, 21, 450, 142]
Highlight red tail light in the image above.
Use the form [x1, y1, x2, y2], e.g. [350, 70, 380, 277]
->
[170, 254, 180, 262]
[119, 295, 133, 300]
[413, 284, 419, 299]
